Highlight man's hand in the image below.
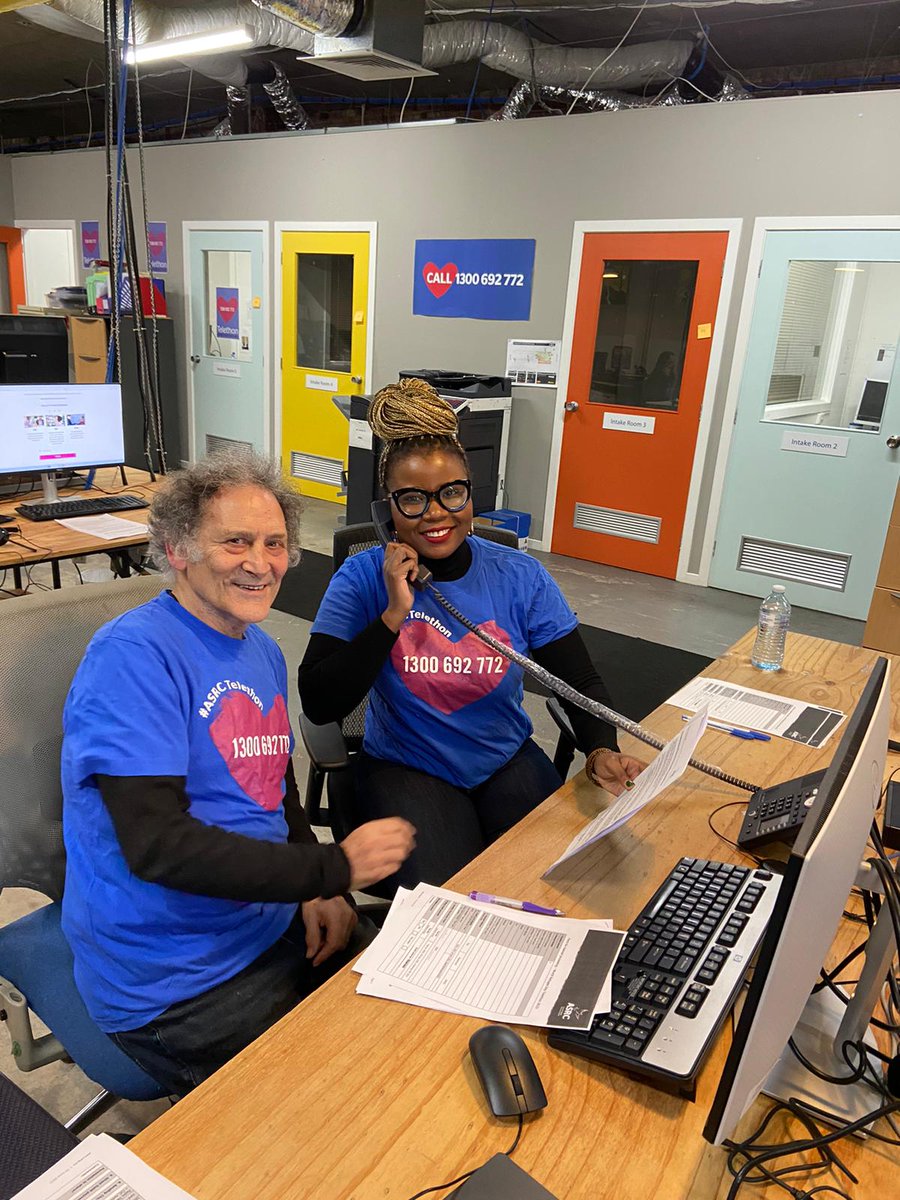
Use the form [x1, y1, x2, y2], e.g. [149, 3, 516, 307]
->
[341, 817, 416, 890]
[300, 896, 358, 967]
[588, 752, 647, 797]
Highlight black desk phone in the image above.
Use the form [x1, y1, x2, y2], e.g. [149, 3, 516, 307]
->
[371, 498, 432, 588]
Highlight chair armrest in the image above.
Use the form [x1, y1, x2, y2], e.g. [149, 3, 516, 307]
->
[0, 975, 66, 1072]
[298, 711, 351, 771]
[545, 696, 577, 749]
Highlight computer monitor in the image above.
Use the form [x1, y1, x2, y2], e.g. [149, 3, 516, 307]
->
[853, 379, 888, 429]
[0, 382, 125, 504]
[704, 656, 891, 1145]
[0, 315, 69, 385]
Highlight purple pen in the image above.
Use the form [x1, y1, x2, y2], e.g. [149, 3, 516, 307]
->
[469, 891, 565, 917]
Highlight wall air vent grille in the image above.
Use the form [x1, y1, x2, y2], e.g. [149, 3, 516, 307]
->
[737, 537, 851, 591]
[290, 451, 343, 488]
[573, 502, 661, 544]
[206, 434, 253, 457]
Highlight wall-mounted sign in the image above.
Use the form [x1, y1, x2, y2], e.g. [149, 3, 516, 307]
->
[349, 418, 373, 450]
[80, 220, 101, 269]
[147, 222, 168, 273]
[602, 412, 656, 435]
[215, 287, 240, 339]
[413, 239, 535, 320]
[780, 430, 849, 457]
[506, 338, 561, 387]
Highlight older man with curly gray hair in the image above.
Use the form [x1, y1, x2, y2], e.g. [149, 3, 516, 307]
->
[60, 452, 414, 1097]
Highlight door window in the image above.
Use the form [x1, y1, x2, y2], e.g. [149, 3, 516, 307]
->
[763, 259, 900, 431]
[295, 253, 353, 372]
[589, 259, 698, 411]
[204, 250, 253, 360]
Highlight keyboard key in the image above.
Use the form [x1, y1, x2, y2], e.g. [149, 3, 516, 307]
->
[590, 1029, 626, 1048]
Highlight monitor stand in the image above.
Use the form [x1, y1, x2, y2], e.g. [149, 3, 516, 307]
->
[18, 471, 62, 508]
[761, 867, 896, 1127]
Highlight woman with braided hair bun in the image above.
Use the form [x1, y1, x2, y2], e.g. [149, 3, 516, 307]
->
[299, 378, 646, 894]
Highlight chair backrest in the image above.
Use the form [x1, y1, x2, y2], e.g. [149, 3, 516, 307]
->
[330, 522, 519, 742]
[0, 576, 165, 901]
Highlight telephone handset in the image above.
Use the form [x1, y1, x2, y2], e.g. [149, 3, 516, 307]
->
[371, 498, 433, 589]
[368, 501, 756, 793]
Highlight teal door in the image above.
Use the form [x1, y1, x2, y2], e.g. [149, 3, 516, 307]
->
[711, 229, 900, 618]
[187, 227, 268, 458]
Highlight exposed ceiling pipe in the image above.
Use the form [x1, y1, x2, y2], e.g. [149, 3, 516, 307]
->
[262, 60, 311, 130]
[249, 0, 360, 39]
[422, 20, 694, 89]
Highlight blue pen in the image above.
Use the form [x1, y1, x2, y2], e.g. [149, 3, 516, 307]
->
[683, 715, 770, 741]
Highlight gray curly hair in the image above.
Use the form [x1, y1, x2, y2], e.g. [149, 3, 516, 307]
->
[148, 451, 303, 582]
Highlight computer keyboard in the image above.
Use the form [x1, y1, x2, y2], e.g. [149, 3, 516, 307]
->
[548, 856, 781, 1097]
[737, 770, 826, 852]
[16, 494, 149, 522]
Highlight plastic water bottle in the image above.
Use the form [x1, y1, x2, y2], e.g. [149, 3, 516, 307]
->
[751, 585, 791, 671]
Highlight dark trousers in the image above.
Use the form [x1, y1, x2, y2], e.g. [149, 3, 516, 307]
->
[354, 737, 562, 895]
[110, 909, 374, 1097]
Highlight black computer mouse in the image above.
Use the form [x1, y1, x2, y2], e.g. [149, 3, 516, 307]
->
[469, 1025, 548, 1117]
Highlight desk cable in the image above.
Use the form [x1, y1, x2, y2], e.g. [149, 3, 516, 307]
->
[426, 583, 762, 794]
[405, 1112, 523, 1200]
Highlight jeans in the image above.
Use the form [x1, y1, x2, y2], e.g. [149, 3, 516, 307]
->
[354, 737, 562, 895]
[110, 909, 375, 1097]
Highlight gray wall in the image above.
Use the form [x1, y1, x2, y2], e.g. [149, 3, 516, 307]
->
[8, 89, 900, 547]
[0, 156, 13, 224]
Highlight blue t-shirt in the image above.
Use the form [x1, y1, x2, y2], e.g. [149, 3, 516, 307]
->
[61, 591, 297, 1033]
[311, 538, 577, 789]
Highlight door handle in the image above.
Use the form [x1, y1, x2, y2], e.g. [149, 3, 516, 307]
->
[351, 376, 362, 385]
[886, 434, 900, 449]
[564, 401, 579, 412]
[190, 355, 200, 364]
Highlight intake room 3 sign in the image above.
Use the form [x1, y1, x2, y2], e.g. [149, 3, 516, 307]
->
[413, 239, 535, 320]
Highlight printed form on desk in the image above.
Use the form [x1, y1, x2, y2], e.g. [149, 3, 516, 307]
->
[668, 676, 845, 747]
[11, 1133, 196, 1200]
[354, 884, 624, 1030]
[544, 708, 709, 875]
[57, 515, 148, 540]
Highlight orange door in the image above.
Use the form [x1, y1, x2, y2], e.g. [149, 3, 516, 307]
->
[0, 227, 26, 313]
[552, 231, 728, 577]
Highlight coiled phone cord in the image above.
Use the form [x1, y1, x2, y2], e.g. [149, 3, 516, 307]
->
[426, 583, 761, 795]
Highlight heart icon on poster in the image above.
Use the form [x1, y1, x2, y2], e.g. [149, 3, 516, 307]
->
[423, 262, 458, 299]
[217, 296, 238, 323]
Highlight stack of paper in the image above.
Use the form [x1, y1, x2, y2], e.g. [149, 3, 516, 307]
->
[354, 883, 624, 1031]
[12, 1133, 196, 1200]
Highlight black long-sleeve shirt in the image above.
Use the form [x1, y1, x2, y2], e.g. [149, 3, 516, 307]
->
[97, 759, 351, 903]
[298, 541, 619, 757]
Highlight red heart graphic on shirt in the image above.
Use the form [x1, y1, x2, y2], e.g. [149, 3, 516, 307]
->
[391, 620, 513, 715]
[216, 296, 238, 323]
[208, 692, 291, 810]
[423, 262, 458, 299]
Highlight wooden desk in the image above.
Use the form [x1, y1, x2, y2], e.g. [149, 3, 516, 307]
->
[131, 632, 899, 1199]
[0, 467, 159, 590]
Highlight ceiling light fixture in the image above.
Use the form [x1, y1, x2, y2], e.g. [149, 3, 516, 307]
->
[125, 27, 253, 64]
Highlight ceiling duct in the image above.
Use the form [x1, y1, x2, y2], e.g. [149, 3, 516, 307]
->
[249, 0, 360, 39]
[309, 0, 434, 81]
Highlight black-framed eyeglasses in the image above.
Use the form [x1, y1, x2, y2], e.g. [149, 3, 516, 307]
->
[390, 479, 472, 519]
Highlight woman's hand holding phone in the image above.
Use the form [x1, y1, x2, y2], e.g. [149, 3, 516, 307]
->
[381, 541, 419, 632]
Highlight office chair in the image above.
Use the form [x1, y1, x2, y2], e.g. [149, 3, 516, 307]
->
[298, 522, 579, 841]
[0, 576, 170, 1133]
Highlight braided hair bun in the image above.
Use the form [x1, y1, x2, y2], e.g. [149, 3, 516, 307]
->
[370, 377, 467, 487]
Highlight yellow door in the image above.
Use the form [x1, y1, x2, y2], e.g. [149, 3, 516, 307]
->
[281, 230, 370, 502]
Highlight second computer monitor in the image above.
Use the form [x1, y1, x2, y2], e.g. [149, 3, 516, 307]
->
[703, 656, 890, 1145]
[0, 382, 125, 478]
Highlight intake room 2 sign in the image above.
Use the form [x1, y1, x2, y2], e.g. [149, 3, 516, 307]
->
[413, 239, 535, 320]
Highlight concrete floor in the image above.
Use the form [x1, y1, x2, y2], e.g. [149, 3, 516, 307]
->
[0, 497, 864, 1138]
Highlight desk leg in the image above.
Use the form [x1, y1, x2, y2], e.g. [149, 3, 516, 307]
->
[51, 561, 61, 589]
[109, 551, 132, 579]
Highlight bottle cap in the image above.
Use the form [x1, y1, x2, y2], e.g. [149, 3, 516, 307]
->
[772, 585, 786, 593]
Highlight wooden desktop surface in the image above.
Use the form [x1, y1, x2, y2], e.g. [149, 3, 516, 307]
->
[130, 631, 900, 1199]
[0, 467, 159, 572]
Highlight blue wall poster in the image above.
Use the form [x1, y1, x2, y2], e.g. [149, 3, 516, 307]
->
[215, 287, 240, 339]
[413, 239, 535, 320]
[147, 222, 168, 273]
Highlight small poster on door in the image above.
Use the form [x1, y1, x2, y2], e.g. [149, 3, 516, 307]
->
[147, 222, 168, 273]
[216, 287, 240, 339]
[80, 220, 101, 269]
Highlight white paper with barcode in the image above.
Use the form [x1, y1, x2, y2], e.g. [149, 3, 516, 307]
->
[354, 884, 623, 1028]
[667, 676, 845, 746]
[11, 1133, 196, 1200]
